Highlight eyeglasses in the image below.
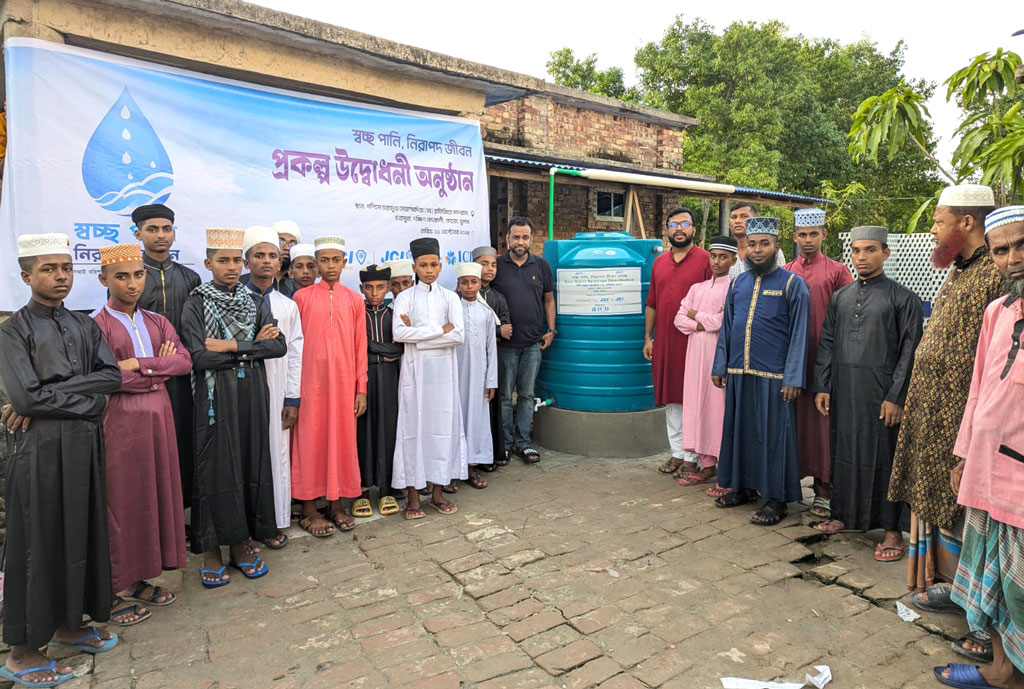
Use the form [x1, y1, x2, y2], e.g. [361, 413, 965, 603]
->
[279, 238, 298, 248]
[667, 221, 693, 229]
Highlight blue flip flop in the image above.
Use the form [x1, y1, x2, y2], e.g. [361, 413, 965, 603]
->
[0, 660, 74, 688]
[228, 556, 269, 579]
[199, 565, 230, 589]
[47, 626, 118, 654]
[934, 663, 996, 689]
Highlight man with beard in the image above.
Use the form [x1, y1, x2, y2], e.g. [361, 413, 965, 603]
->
[489, 217, 555, 464]
[784, 208, 853, 519]
[936, 206, 1024, 689]
[712, 216, 809, 526]
[645, 208, 712, 477]
[132, 204, 201, 530]
[728, 202, 787, 279]
[888, 185, 1003, 626]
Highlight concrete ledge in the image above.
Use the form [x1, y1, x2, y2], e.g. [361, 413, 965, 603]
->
[532, 406, 668, 458]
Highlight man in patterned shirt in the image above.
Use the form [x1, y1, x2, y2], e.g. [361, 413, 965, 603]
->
[888, 185, 1002, 626]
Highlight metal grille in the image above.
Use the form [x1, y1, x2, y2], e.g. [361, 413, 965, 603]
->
[839, 232, 949, 318]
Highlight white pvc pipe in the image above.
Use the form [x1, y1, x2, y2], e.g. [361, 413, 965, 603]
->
[578, 168, 736, 195]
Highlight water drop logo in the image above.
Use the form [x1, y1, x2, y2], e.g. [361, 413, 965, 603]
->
[81, 88, 174, 215]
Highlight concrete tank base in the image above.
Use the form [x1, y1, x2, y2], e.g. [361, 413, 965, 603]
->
[532, 406, 669, 458]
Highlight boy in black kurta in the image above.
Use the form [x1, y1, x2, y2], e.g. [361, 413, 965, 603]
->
[132, 204, 202, 509]
[0, 233, 122, 686]
[179, 228, 286, 587]
[355, 264, 403, 517]
[813, 226, 923, 561]
[474, 246, 513, 467]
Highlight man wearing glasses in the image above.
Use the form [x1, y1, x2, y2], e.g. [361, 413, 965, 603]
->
[646, 208, 712, 478]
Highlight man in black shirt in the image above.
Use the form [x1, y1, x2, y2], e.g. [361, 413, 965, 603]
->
[489, 217, 555, 463]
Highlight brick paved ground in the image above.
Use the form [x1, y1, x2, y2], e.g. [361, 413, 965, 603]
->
[1, 450, 967, 689]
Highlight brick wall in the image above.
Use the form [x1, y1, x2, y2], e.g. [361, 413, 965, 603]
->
[482, 96, 685, 170]
[495, 179, 687, 251]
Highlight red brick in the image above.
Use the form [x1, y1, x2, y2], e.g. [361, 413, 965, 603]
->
[570, 606, 623, 635]
[423, 610, 485, 633]
[505, 610, 566, 642]
[432, 620, 502, 647]
[563, 658, 624, 689]
[350, 610, 415, 639]
[463, 651, 535, 682]
[441, 551, 493, 574]
[535, 639, 603, 675]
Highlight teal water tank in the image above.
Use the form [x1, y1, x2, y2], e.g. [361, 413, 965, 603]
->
[537, 232, 662, 412]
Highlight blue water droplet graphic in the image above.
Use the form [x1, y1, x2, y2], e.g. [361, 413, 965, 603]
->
[82, 88, 173, 215]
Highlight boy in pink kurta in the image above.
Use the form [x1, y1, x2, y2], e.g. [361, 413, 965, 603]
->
[673, 236, 738, 487]
[290, 236, 368, 535]
[93, 243, 191, 622]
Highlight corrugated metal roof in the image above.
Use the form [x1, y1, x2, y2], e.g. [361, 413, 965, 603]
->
[485, 154, 584, 170]
[733, 186, 835, 205]
[485, 154, 835, 205]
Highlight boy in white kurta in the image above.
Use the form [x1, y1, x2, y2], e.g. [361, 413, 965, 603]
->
[455, 262, 498, 490]
[391, 238, 467, 518]
[242, 226, 304, 547]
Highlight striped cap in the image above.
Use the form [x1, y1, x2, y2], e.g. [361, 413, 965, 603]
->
[794, 208, 826, 227]
[745, 216, 779, 236]
[708, 235, 738, 253]
[206, 228, 245, 250]
[985, 206, 1024, 234]
[99, 243, 143, 266]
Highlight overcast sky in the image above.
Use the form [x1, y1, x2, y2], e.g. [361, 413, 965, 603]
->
[250, 0, 1018, 172]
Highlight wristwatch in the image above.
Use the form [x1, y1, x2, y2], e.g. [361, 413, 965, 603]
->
[546, 328, 558, 336]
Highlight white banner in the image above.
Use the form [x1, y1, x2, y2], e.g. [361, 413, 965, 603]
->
[556, 267, 642, 315]
[0, 38, 490, 310]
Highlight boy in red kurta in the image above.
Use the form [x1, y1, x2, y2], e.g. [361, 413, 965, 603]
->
[93, 243, 192, 624]
[644, 208, 711, 477]
[290, 235, 368, 536]
[783, 208, 852, 518]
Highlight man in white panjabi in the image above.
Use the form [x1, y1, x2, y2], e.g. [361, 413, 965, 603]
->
[242, 225, 304, 547]
[455, 261, 498, 490]
[391, 238, 468, 518]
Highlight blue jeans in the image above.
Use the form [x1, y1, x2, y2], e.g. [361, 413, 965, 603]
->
[498, 344, 542, 448]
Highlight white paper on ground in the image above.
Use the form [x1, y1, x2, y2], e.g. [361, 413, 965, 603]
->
[896, 601, 922, 622]
[805, 665, 833, 688]
[720, 665, 832, 689]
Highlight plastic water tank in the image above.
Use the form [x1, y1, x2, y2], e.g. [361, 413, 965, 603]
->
[536, 232, 662, 411]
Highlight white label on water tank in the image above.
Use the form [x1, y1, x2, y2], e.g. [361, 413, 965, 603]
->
[557, 266, 642, 315]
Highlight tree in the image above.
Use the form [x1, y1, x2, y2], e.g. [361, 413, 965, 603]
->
[546, 48, 632, 101]
[547, 16, 943, 235]
[848, 81, 956, 182]
[848, 48, 1023, 227]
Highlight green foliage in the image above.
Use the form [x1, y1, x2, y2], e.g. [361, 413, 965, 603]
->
[548, 17, 943, 234]
[848, 82, 934, 164]
[946, 49, 1019, 108]
[546, 48, 634, 101]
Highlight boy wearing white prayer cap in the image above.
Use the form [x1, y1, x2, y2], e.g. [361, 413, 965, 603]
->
[455, 262, 498, 491]
[1, 234, 122, 684]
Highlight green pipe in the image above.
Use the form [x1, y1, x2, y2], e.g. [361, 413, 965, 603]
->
[547, 167, 582, 240]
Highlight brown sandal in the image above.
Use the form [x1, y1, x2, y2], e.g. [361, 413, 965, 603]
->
[658, 456, 685, 474]
[298, 514, 334, 537]
[329, 510, 356, 531]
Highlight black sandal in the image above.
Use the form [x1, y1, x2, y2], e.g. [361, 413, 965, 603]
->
[751, 500, 787, 526]
[952, 630, 993, 663]
[496, 449, 512, 466]
[518, 447, 541, 464]
[714, 490, 753, 509]
[465, 472, 488, 489]
[478, 463, 498, 473]
[911, 584, 961, 613]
